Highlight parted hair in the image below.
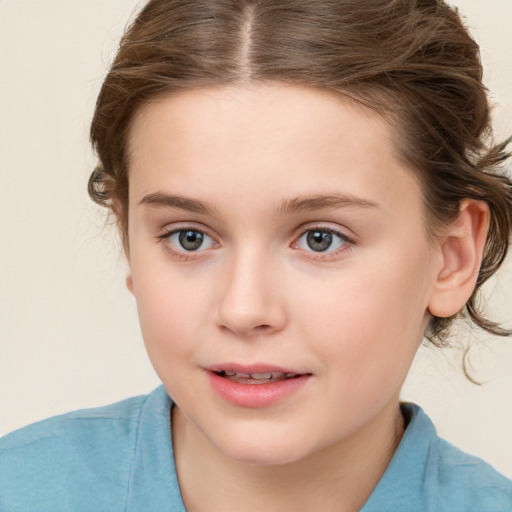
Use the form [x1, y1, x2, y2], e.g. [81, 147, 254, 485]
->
[89, 0, 512, 349]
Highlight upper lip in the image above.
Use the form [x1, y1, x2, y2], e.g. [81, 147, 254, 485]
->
[205, 363, 307, 375]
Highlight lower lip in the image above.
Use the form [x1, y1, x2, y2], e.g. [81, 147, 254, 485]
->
[207, 372, 310, 408]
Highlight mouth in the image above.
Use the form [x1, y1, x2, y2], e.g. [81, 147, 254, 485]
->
[213, 370, 303, 384]
[206, 365, 312, 407]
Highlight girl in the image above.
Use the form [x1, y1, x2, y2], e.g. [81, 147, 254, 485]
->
[1, 0, 512, 510]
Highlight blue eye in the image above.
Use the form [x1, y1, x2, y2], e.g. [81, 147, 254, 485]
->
[167, 229, 214, 252]
[296, 229, 348, 253]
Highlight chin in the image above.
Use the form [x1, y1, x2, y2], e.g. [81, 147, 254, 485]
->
[213, 431, 312, 467]
[230, 449, 307, 467]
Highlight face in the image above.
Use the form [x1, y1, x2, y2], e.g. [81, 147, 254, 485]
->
[126, 84, 440, 466]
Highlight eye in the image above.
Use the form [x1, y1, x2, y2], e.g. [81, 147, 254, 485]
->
[295, 228, 349, 253]
[165, 229, 215, 252]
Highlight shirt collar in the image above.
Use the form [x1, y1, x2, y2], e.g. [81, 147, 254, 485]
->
[361, 402, 438, 511]
[127, 386, 186, 512]
[127, 389, 437, 511]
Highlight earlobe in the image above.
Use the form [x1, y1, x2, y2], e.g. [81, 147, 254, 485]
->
[428, 199, 489, 318]
[126, 272, 134, 294]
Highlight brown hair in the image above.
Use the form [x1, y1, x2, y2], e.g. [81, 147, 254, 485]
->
[89, 0, 512, 349]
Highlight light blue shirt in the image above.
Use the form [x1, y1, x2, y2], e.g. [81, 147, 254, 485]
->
[1, 386, 511, 511]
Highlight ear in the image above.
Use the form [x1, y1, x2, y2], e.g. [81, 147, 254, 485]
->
[428, 199, 489, 318]
[112, 197, 127, 240]
[112, 196, 132, 276]
[126, 271, 134, 295]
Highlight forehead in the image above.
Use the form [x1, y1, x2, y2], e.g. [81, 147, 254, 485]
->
[127, 84, 423, 219]
[128, 84, 395, 163]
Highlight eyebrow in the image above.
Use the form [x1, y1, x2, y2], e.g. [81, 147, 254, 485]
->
[139, 192, 380, 217]
[139, 192, 218, 216]
[278, 194, 380, 215]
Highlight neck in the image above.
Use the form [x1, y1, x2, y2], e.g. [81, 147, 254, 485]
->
[172, 400, 404, 512]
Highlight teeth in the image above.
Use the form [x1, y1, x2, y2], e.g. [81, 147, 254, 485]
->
[218, 370, 299, 381]
[250, 372, 273, 380]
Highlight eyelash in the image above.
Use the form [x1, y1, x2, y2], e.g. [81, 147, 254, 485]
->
[156, 227, 218, 261]
[293, 225, 355, 261]
[156, 225, 355, 262]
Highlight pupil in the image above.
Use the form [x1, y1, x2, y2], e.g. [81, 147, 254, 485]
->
[307, 230, 332, 252]
[179, 230, 203, 251]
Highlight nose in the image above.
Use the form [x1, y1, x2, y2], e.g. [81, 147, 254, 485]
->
[215, 248, 287, 337]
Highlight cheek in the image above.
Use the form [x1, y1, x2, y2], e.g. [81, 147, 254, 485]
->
[296, 248, 431, 375]
[131, 264, 206, 365]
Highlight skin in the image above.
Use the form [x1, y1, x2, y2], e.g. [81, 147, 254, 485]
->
[125, 84, 488, 511]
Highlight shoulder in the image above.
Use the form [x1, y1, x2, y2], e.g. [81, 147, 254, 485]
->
[0, 391, 152, 512]
[407, 403, 512, 512]
[363, 403, 512, 512]
[434, 435, 512, 511]
[1, 393, 148, 451]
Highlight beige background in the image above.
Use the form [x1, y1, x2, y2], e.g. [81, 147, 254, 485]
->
[1, 0, 511, 476]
